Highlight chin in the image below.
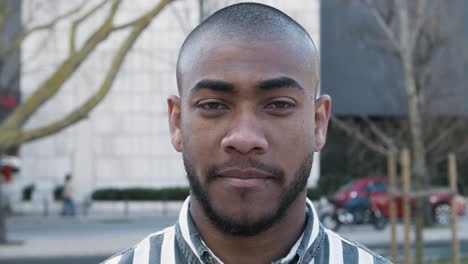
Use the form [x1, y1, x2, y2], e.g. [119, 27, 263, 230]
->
[217, 200, 276, 220]
[212, 207, 280, 236]
[205, 193, 285, 236]
[211, 187, 279, 215]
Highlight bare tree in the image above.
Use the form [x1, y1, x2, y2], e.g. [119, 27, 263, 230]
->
[327, 1, 467, 263]
[0, 0, 174, 244]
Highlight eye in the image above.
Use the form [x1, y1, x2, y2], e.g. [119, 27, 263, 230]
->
[197, 101, 228, 110]
[265, 101, 295, 109]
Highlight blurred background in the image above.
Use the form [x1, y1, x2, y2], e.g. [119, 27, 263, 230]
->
[0, 0, 466, 263]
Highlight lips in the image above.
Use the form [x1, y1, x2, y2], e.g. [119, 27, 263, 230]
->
[215, 167, 277, 188]
[217, 167, 276, 178]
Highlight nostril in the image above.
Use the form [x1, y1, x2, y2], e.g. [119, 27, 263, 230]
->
[220, 119, 268, 154]
[225, 146, 237, 153]
[221, 134, 268, 155]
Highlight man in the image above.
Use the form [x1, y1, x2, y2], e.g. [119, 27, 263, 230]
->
[61, 173, 75, 216]
[103, 3, 391, 264]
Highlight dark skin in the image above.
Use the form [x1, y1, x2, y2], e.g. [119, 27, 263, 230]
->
[168, 33, 331, 264]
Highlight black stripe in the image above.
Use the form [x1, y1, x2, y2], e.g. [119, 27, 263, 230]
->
[312, 229, 329, 264]
[374, 254, 393, 264]
[148, 234, 165, 264]
[302, 224, 320, 262]
[186, 210, 200, 243]
[174, 238, 190, 264]
[297, 203, 314, 253]
[341, 240, 358, 264]
[175, 223, 203, 264]
[117, 248, 134, 264]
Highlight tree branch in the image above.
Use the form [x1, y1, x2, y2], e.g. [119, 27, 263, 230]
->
[0, 1, 87, 59]
[331, 115, 388, 156]
[0, 2, 6, 37]
[361, 116, 395, 149]
[112, 0, 174, 32]
[70, 0, 110, 55]
[432, 138, 468, 165]
[426, 119, 464, 153]
[409, 0, 429, 52]
[169, 3, 192, 34]
[363, 0, 400, 53]
[0, 0, 121, 132]
[395, 0, 413, 56]
[0, 0, 174, 151]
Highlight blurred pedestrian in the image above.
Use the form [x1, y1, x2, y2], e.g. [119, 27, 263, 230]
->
[61, 173, 75, 216]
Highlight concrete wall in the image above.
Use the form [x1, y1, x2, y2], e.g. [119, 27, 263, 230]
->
[15, 0, 320, 202]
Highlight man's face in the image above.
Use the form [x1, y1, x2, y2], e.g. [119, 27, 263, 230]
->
[169, 36, 330, 236]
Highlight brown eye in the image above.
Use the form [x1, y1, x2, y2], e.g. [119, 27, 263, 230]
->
[198, 101, 228, 110]
[266, 101, 295, 109]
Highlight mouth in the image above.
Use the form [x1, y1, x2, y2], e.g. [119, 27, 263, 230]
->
[215, 167, 277, 188]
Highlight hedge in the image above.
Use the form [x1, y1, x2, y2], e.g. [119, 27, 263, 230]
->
[92, 187, 190, 201]
[22, 184, 35, 201]
[92, 187, 323, 201]
[54, 185, 64, 201]
[21, 184, 64, 201]
[306, 188, 322, 200]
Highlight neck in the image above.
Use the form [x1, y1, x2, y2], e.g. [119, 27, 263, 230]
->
[190, 193, 307, 264]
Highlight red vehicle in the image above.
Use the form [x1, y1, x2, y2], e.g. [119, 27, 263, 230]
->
[333, 177, 466, 225]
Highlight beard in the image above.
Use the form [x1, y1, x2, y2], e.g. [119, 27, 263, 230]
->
[183, 152, 314, 237]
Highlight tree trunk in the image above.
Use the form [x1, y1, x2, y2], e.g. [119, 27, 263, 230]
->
[401, 56, 426, 264]
[198, 0, 204, 23]
[0, 0, 175, 245]
[0, 180, 6, 244]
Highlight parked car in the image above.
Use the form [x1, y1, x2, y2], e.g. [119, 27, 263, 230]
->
[333, 177, 466, 225]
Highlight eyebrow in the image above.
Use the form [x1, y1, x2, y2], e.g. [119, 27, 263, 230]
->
[190, 79, 234, 94]
[189, 76, 304, 95]
[257, 76, 304, 92]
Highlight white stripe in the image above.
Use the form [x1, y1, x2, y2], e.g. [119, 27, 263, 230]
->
[280, 232, 303, 263]
[178, 196, 203, 261]
[306, 198, 320, 248]
[146, 228, 167, 239]
[133, 236, 151, 264]
[336, 233, 380, 264]
[358, 247, 374, 264]
[330, 229, 359, 249]
[103, 255, 122, 264]
[160, 226, 176, 264]
[327, 231, 344, 264]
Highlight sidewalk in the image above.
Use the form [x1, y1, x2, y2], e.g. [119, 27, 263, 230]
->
[1, 212, 180, 259]
[1, 211, 467, 260]
[339, 219, 468, 247]
[1, 200, 467, 260]
[11, 200, 184, 216]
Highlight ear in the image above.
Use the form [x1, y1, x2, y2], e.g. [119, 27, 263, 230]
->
[314, 95, 331, 152]
[168, 95, 183, 152]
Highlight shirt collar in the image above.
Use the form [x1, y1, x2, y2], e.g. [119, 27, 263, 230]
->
[175, 196, 322, 264]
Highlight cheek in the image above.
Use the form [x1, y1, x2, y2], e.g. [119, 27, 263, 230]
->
[181, 113, 224, 164]
[268, 116, 314, 170]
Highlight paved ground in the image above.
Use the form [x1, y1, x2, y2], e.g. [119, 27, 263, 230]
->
[1, 212, 178, 260]
[0, 211, 467, 263]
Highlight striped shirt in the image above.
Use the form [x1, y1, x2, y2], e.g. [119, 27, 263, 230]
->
[102, 197, 391, 264]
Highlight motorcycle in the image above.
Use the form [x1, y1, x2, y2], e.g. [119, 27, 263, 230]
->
[319, 197, 388, 232]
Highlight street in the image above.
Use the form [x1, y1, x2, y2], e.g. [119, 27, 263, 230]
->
[0, 213, 178, 263]
[0, 213, 467, 263]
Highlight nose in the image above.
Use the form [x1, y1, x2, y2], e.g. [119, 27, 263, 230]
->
[220, 113, 268, 155]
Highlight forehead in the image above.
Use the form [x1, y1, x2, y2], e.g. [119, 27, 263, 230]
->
[178, 35, 318, 96]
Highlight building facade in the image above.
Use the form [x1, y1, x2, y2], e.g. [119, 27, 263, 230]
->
[15, 0, 321, 202]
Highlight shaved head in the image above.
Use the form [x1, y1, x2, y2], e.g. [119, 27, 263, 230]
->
[176, 2, 320, 95]
[168, 2, 331, 241]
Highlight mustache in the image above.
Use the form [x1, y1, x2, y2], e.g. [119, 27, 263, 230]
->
[206, 158, 285, 180]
